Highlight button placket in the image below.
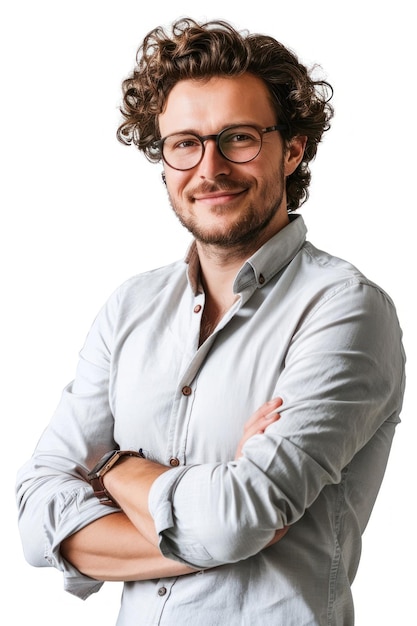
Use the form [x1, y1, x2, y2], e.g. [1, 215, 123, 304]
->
[169, 384, 193, 465]
[190, 294, 204, 347]
[166, 294, 204, 477]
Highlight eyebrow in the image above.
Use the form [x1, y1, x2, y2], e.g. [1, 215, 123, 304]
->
[162, 123, 265, 137]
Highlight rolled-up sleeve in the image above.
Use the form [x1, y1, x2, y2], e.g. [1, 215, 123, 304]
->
[16, 294, 120, 599]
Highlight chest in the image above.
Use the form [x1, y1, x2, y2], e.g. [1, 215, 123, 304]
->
[109, 287, 292, 465]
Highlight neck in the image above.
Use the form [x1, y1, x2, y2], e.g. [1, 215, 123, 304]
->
[197, 244, 243, 308]
[196, 209, 289, 304]
[197, 255, 241, 346]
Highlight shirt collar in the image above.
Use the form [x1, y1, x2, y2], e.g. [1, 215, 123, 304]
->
[185, 214, 307, 295]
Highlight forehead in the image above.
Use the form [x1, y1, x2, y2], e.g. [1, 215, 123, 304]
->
[159, 73, 276, 135]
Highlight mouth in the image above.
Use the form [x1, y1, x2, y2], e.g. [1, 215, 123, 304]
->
[190, 185, 248, 206]
[191, 187, 248, 206]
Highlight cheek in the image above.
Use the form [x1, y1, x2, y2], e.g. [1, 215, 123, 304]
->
[165, 173, 190, 197]
[254, 167, 282, 193]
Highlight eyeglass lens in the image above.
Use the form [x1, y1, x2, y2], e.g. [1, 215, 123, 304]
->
[162, 125, 263, 170]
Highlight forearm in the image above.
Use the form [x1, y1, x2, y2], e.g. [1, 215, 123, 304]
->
[60, 511, 196, 581]
[99, 400, 285, 569]
[103, 457, 171, 547]
[102, 460, 285, 569]
[101, 400, 284, 551]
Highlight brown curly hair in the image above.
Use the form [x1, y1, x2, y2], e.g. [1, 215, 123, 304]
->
[117, 18, 334, 212]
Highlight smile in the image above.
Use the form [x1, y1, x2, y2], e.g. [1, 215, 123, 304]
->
[192, 189, 247, 205]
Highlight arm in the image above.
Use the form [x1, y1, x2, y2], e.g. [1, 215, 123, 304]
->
[16, 280, 285, 595]
[60, 398, 285, 580]
[16, 290, 124, 597]
[103, 283, 405, 570]
[102, 398, 285, 549]
[61, 512, 195, 581]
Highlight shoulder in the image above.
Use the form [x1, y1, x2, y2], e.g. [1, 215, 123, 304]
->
[83, 258, 187, 346]
[285, 242, 404, 355]
[108, 258, 188, 310]
[298, 241, 394, 304]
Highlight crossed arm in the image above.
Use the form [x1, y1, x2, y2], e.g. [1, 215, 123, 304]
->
[61, 398, 286, 581]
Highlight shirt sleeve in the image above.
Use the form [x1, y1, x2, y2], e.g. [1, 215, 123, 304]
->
[148, 281, 405, 569]
[16, 292, 121, 600]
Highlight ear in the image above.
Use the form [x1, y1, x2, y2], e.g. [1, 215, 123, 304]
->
[284, 135, 307, 177]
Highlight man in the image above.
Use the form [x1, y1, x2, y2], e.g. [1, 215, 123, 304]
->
[16, 17, 405, 625]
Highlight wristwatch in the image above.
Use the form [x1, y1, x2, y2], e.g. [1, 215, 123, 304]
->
[88, 449, 145, 506]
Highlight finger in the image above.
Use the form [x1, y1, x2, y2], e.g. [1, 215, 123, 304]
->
[243, 411, 281, 445]
[264, 408, 282, 421]
[266, 526, 289, 547]
[235, 398, 283, 460]
[244, 397, 283, 430]
[244, 404, 282, 434]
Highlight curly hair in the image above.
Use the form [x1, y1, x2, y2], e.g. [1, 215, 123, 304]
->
[117, 18, 334, 212]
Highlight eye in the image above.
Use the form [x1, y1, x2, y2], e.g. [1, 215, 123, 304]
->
[231, 132, 254, 143]
[221, 127, 260, 147]
[167, 134, 201, 151]
[177, 139, 199, 149]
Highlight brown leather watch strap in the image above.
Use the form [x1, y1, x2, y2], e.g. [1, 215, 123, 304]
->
[88, 449, 145, 506]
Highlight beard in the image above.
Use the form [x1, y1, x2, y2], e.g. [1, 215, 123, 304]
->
[172, 194, 284, 247]
[167, 159, 286, 250]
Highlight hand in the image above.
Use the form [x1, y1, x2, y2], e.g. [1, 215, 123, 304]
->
[234, 397, 283, 460]
[235, 397, 289, 546]
[265, 526, 289, 547]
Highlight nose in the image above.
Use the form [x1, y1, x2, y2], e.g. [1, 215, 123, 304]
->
[197, 138, 232, 179]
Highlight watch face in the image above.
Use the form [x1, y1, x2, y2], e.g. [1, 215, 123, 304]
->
[89, 450, 118, 478]
[88, 449, 143, 482]
[101, 450, 118, 466]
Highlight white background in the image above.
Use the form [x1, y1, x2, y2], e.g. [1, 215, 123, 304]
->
[1, 1, 414, 624]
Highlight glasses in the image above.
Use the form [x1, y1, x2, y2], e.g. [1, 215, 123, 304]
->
[150, 124, 287, 171]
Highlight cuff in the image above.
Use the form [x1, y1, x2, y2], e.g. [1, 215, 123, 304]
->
[44, 485, 119, 599]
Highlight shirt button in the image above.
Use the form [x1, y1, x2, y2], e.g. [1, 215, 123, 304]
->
[169, 457, 180, 467]
[259, 274, 265, 284]
[158, 586, 167, 596]
[182, 385, 192, 396]
[194, 304, 202, 313]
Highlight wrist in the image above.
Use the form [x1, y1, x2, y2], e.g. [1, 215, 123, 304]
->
[88, 449, 145, 506]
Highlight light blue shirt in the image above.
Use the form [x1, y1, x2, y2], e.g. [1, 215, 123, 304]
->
[16, 215, 405, 625]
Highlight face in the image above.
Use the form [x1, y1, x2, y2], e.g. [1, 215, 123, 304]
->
[158, 73, 305, 252]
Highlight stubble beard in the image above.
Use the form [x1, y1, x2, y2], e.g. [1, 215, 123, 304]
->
[168, 164, 286, 253]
